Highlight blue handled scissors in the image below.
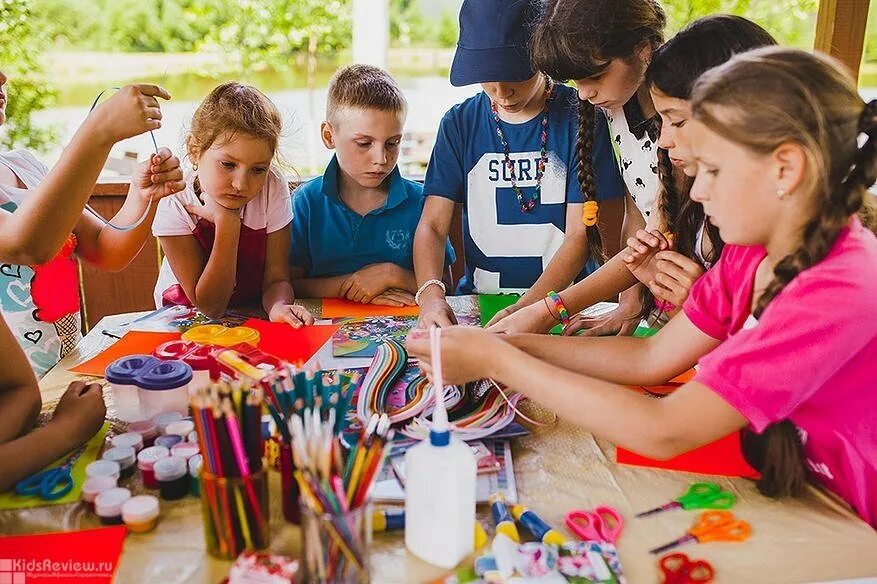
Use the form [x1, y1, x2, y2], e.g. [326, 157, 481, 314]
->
[565, 505, 624, 544]
[15, 445, 87, 500]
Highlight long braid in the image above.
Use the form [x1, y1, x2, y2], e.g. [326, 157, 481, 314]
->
[577, 98, 605, 263]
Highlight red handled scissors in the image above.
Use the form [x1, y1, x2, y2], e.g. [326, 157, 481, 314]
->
[659, 552, 715, 584]
[564, 505, 624, 544]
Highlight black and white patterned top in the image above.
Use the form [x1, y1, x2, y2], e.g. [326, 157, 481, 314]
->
[604, 96, 660, 221]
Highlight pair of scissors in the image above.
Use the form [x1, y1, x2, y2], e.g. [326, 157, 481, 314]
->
[565, 505, 624, 544]
[14, 445, 87, 500]
[636, 482, 736, 518]
[649, 510, 751, 555]
[659, 552, 715, 584]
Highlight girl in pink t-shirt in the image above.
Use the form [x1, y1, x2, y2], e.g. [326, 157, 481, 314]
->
[152, 83, 314, 327]
[406, 48, 877, 528]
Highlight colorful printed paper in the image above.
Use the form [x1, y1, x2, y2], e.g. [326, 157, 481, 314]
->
[321, 297, 419, 318]
[331, 316, 417, 358]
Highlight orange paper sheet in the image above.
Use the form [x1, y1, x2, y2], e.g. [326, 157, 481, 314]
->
[242, 318, 340, 364]
[68, 331, 181, 376]
[321, 297, 420, 318]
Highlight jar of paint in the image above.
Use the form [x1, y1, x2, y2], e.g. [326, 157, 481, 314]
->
[111, 432, 144, 453]
[187, 430, 198, 443]
[201, 470, 269, 560]
[128, 420, 158, 447]
[153, 456, 188, 500]
[155, 434, 183, 450]
[188, 454, 203, 497]
[85, 460, 121, 482]
[137, 360, 192, 418]
[164, 419, 195, 438]
[95, 487, 132, 525]
[81, 476, 117, 512]
[171, 442, 199, 461]
[152, 411, 183, 434]
[106, 355, 157, 422]
[122, 495, 161, 533]
[137, 445, 170, 489]
[102, 446, 137, 480]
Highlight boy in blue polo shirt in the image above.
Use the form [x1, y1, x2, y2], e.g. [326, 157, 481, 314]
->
[290, 65, 454, 305]
[414, 0, 625, 327]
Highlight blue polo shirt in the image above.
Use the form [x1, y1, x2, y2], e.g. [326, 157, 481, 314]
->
[290, 156, 455, 277]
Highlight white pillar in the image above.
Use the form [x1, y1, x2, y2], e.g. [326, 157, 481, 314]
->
[353, 0, 389, 68]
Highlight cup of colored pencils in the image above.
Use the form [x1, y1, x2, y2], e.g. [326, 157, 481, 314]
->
[192, 380, 268, 560]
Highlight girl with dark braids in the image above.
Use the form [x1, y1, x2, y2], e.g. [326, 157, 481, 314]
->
[409, 48, 877, 528]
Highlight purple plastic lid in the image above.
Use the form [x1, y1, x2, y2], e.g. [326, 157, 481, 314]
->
[155, 434, 183, 449]
[137, 360, 193, 390]
[105, 355, 158, 385]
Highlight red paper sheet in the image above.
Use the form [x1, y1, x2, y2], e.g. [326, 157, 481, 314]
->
[68, 331, 181, 376]
[0, 526, 126, 583]
[242, 319, 340, 365]
[321, 297, 419, 318]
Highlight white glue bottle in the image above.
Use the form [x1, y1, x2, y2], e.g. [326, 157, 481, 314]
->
[405, 327, 476, 569]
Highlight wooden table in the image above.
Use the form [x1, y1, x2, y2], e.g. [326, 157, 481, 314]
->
[3, 300, 877, 583]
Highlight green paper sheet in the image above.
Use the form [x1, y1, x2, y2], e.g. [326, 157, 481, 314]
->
[0, 421, 110, 509]
[477, 294, 563, 334]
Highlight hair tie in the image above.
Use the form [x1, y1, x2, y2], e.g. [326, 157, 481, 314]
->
[858, 99, 877, 135]
[582, 200, 599, 226]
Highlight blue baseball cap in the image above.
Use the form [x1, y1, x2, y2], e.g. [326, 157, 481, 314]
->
[450, 0, 537, 87]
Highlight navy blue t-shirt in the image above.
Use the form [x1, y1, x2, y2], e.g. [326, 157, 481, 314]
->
[290, 156, 455, 277]
[423, 83, 624, 293]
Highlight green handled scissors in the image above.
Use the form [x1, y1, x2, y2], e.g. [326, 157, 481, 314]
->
[15, 445, 87, 501]
[636, 482, 735, 518]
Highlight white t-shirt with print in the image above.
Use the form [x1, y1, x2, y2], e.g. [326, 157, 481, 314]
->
[605, 101, 660, 222]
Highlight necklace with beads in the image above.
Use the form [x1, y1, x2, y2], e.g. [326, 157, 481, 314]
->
[490, 75, 554, 213]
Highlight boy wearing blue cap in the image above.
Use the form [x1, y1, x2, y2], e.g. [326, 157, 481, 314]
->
[290, 65, 454, 305]
[414, 0, 625, 327]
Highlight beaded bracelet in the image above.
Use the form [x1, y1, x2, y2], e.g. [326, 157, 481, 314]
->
[654, 299, 677, 313]
[545, 291, 571, 326]
[415, 279, 446, 306]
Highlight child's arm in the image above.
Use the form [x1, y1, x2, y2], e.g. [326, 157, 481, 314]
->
[290, 263, 415, 302]
[158, 196, 241, 318]
[413, 196, 457, 327]
[262, 225, 314, 327]
[0, 84, 170, 266]
[74, 148, 185, 272]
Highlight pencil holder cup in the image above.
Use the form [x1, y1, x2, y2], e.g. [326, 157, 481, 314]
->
[279, 442, 301, 525]
[300, 501, 372, 584]
[200, 470, 269, 560]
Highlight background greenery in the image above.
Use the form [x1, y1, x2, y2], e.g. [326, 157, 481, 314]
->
[1, 0, 874, 151]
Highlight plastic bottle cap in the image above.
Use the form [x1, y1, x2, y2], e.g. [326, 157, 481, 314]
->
[171, 443, 200, 460]
[111, 432, 144, 451]
[153, 456, 187, 481]
[137, 360, 193, 390]
[102, 446, 136, 468]
[105, 355, 157, 384]
[155, 434, 183, 449]
[128, 420, 158, 438]
[187, 431, 198, 443]
[94, 487, 132, 517]
[164, 420, 195, 437]
[137, 445, 170, 467]
[122, 495, 160, 523]
[188, 454, 203, 476]
[81, 476, 118, 500]
[86, 460, 121, 480]
[152, 411, 183, 431]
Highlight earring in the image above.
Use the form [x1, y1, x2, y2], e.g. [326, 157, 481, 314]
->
[776, 188, 786, 200]
[192, 163, 198, 171]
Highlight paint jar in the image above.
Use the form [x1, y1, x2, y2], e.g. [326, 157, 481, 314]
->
[164, 419, 195, 438]
[81, 476, 117, 513]
[152, 411, 184, 434]
[300, 501, 372, 583]
[188, 454, 203, 497]
[95, 487, 132, 525]
[111, 432, 144, 454]
[279, 442, 300, 525]
[154, 456, 189, 501]
[155, 434, 183, 450]
[137, 360, 192, 418]
[171, 442, 200, 461]
[85, 460, 121, 482]
[128, 420, 158, 447]
[102, 446, 137, 480]
[200, 470, 269, 560]
[122, 495, 161, 533]
[137, 446, 170, 489]
[106, 355, 157, 422]
[187, 430, 198, 443]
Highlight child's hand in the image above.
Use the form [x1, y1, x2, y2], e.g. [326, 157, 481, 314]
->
[371, 288, 416, 307]
[50, 381, 106, 445]
[487, 299, 557, 334]
[184, 193, 241, 225]
[646, 251, 704, 310]
[416, 297, 458, 329]
[406, 326, 500, 385]
[339, 264, 396, 303]
[622, 229, 672, 286]
[132, 147, 185, 203]
[268, 303, 315, 328]
[89, 84, 171, 145]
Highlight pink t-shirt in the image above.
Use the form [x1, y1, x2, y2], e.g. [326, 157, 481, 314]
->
[684, 216, 877, 528]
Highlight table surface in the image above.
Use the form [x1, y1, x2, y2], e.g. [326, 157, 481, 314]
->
[2, 297, 876, 583]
